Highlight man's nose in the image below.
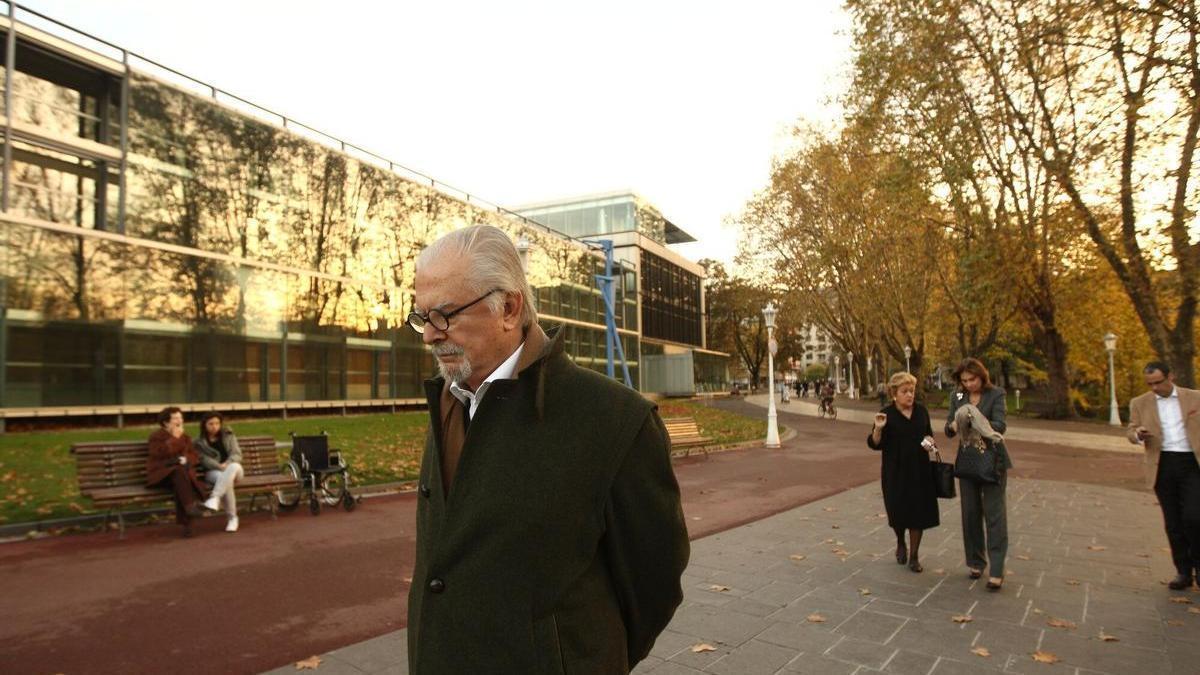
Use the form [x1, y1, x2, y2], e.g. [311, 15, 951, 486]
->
[422, 326, 445, 345]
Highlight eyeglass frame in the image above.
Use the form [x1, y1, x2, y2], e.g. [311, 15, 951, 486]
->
[406, 288, 504, 334]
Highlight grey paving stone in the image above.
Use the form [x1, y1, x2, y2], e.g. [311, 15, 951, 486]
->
[1039, 629, 1170, 673]
[706, 638, 796, 675]
[779, 651, 861, 674]
[753, 620, 843, 653]
[824, 635, 897, 669]
[880, 648, 941, 675]
[649, 629, 705, 660]
[833, 609, 908, 644]
[664, 603, 773, 647]
[928, 655, 1005, 673]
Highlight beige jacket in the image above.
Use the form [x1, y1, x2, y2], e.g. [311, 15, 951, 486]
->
[1127, 385, 1200, 488]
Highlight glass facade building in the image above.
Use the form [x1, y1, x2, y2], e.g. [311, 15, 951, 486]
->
[0, 8, 647, 422]
[516, 193, 729, 394]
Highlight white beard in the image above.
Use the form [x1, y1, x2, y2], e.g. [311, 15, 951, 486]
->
[432, 343, 472, 384]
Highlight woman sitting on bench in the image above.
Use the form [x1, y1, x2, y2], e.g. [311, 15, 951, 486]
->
[147, 406, 208, 538]
[196, 411, 245, 533]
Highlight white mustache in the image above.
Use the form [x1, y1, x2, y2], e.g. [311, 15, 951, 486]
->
[432, 344, 464, 358]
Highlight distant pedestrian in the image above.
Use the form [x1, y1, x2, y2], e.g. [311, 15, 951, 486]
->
[945, 358, 1011, 591]
[869, 371, 939, 573]
[146, 407, 207, 538]
[405, 225, 689, 673]
[1128, 362, 1200, 590]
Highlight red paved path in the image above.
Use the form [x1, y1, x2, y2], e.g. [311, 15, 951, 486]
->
[0, 401, 1146, 674]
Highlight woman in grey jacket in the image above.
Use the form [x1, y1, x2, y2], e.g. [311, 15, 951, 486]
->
[196, 411, 244, 532]
[944, 358, 1012, 591]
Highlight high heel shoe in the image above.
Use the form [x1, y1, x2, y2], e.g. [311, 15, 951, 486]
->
[986, 577, 1003, 591]
[908, 558, 923, 573]
[968, 568, 983, 579]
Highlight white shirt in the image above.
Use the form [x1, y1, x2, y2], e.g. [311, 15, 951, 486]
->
[1156, 386, 1192, 453]
[448, 342, 525, 420]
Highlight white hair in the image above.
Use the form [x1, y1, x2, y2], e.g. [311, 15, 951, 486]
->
[416, 225, 538, 328]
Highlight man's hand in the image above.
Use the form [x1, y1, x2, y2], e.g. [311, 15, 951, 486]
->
[948, 421, 958, 433]
[177, 456, 187, 465]
[873, 412, 887, 430]
[1135, 426, 1150, 442]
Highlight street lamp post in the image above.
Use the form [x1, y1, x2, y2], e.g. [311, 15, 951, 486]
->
[904, 345, 912, 374]
[848, 351, 856, 399]
[763, 303, 781, 448]
[1104, 332, 1120, 426]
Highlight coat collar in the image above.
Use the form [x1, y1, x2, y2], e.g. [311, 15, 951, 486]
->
[423, 323, 565, 421]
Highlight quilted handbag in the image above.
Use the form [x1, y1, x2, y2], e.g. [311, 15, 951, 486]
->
[953, 438, 1001, 485]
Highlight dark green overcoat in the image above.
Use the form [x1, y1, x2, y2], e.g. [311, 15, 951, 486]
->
[407, 326, 690, 674]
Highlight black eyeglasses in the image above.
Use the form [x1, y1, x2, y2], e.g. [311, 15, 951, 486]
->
[406, 289, 502, 334]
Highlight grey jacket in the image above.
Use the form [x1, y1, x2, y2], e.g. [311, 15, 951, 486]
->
[194, 429, 243, 472]
[945, 386, 1013, 470]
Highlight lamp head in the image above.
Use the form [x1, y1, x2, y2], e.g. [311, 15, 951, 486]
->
[1103, 331, 1117, 353]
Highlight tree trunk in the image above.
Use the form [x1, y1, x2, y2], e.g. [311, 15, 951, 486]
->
[1028, 319, 1073, 419]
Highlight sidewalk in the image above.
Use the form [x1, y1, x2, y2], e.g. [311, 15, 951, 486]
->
[267, 478, 1198, 674]
[742, 395, 1136, 454]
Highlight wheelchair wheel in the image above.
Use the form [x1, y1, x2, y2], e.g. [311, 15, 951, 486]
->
[309, 495, 321, 516]
[275, 461, 302, 511]
[343, 491, 357, 512]
[320, 472, 347, 506]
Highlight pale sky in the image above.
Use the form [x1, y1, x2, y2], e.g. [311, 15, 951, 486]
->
[27, 0, 852, 266]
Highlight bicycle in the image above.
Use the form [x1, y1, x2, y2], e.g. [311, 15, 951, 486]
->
[818, 397, 838, 420]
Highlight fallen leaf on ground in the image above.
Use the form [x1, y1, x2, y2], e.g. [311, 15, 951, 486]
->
[806, 613, 827, 623]
[1032, 651, 1060, 664]
[831, 548, 849, 556]
[970, 646, 991, 657]
[708, 584, 731, 592]
[831, 524, 841, 529]
[295, 656, 322, 670]
[876, 513, 887, 518]
[1098, 631, 1119, 642]
[691, 643, 717, 653]
[952, 615, 973, 623]
[790, 554, 807, 561]
[1032, 608, 1044, 614]
[859, 587, 871, 596]
[1167, 620, 1185, 626]
[1170, 597, 1193, 604]
[932, 568, 946, 575]
[823, 507, 837, 512]
[1065, 579, 1081, 586]
[1087, 545, 1107, 551]
[1047, 617, 1077, 629]
[823, 538, 835, 544]
[1015, 554, 1031, 561]
[1137, 553, 1150, 558]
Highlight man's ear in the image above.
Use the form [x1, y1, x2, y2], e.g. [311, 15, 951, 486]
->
[502, 291, 524, 330]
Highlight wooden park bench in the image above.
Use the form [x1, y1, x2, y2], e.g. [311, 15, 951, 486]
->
[71, 435, 298, 537]
[663, 416, 713, 452]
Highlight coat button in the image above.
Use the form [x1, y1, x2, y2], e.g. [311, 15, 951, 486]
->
[429, 578, 445, 593]
[419, 484, 431, 498]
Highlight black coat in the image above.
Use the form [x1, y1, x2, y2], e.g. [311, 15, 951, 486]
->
[867, 403, 940, 530]
[407, 326, 689, 674]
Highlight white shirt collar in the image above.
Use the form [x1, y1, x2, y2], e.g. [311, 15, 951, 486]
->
[448, 342, 524, 419]
[1157, 386, 1178, 401]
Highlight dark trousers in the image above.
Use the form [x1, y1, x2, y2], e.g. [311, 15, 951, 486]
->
[152, 465, 203, 525]
[1155, 452, 1200, 576]
[959, 472, 1008, 577]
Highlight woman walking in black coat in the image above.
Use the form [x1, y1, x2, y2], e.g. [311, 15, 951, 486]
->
[868, 371, 940, 572]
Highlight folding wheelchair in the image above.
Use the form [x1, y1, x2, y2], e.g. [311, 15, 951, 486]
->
[275, 432, 357, 515]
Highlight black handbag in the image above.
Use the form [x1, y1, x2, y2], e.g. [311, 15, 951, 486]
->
[953, 438, 1002, 484]
[931, 451, 956, 499]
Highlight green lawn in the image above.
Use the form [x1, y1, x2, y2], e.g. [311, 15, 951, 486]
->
[0, 399, 762, 526]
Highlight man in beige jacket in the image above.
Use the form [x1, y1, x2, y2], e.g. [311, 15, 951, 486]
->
[1128, 361, 1200, 590]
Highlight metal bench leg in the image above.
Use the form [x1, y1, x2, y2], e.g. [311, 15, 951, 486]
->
[248, 493, 257, 514]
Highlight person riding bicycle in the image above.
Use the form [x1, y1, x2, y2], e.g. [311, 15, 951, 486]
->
[820, 382, 836, 414]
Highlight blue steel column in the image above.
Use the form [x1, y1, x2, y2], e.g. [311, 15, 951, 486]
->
[584, 239, 632, 388]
